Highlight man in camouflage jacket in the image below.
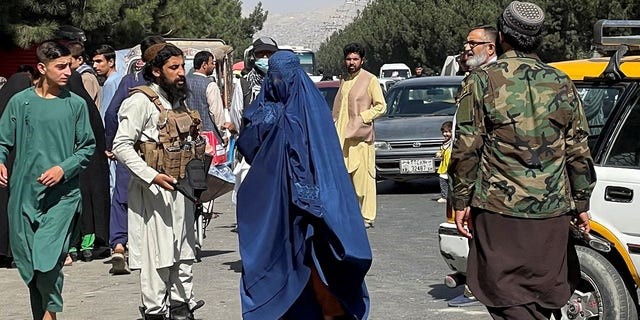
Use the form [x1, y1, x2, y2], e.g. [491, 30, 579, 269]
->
[448, 1, 596, 318]
[450, 52, 595, 220]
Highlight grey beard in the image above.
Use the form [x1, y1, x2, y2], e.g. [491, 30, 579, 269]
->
[467, 51, 489, 70]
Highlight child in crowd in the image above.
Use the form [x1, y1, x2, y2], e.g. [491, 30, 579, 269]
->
[436, 121, 453, 203]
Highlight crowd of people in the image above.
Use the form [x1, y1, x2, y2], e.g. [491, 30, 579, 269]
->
[0, 1, 597, 320]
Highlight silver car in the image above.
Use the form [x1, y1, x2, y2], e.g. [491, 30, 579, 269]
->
[374, 76, 463, 182]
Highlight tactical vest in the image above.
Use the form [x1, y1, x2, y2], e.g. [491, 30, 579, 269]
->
[130, 86, 206, 179]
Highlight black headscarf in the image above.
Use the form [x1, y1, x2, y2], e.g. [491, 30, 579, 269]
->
[0, 72, 32, 262]
[65, 71, 111, 247]
[0, 73, 31, 116]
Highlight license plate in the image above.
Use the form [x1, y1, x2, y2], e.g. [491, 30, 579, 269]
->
[400, 159, 434, 174]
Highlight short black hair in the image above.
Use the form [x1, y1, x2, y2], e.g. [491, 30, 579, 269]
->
[343, 43, 366, 59]
[143, 44, 184, 81]
[497, 15, 543, 53]
[66, 41, 85, 59]
[470, 24, 498, 45]
[91, 44, 116, 62]
[441, 121, 453, 131]
[36, 41, 71, 64]
[193, 51, 214, 70]
[140, 35, 165, 62]
[16, 64, 36, 75]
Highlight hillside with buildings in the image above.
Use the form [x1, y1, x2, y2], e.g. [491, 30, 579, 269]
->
[252, 1, 370, 50]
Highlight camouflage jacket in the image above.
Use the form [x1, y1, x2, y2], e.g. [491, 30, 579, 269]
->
[448, 50, 596, 218]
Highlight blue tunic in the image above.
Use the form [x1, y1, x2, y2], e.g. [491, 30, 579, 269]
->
[236, 51, 372, 320]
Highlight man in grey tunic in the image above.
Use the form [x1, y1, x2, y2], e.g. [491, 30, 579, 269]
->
[113, 43, 203, 320]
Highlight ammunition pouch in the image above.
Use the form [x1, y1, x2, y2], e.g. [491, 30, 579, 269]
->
[130, 85, 206, 179]
[135, 141, 162, 170]
[164, 145, 183, 178]
[135, 140, 207, 179]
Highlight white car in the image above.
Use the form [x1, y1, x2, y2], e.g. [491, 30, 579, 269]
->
[438, 21, 640, 319]
[379, 63, 412, 79]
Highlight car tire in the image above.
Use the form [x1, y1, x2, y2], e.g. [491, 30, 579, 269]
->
[565, 246, 638, 319]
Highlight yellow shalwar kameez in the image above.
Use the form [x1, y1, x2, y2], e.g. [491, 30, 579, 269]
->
[334, 70, 386, 223]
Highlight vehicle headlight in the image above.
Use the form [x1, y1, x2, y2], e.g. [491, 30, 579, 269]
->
[374, 141, 391, 150]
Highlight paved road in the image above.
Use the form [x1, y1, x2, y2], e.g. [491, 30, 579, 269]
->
[0, 179, 491, 319]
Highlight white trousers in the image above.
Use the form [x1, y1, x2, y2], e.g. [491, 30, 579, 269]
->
[140, 260, 195, 315]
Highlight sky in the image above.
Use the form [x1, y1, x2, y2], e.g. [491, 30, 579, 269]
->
[242, 0, 345, 14]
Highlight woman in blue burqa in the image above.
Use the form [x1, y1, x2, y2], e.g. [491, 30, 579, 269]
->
[236, 50, 372, 320]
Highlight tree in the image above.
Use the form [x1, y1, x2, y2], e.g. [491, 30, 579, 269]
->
[0, 0, 268, 54]
[317, 0, 639, 76]
[0, 0, 124, 48]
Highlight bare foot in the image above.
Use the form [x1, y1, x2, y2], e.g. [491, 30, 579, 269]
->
[43, 311, 57, 320]
[63, 254, 72, 267]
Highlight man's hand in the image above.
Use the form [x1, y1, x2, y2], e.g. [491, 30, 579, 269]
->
[222, 122, 237, 134]
[152, 173, 176, 191]
[0, 163, 8, 188]
[575, 211, 591, 234]
[104, 150, 116, 160]
[455, 207, 473, 239]
[37, 165, 64, 187]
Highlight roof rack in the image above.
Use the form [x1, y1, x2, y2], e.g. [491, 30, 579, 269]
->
[593, 20, 640, 80]
[593, 20, 640, 49]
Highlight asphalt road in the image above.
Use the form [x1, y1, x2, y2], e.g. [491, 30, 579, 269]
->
[0, 179, 492, 319]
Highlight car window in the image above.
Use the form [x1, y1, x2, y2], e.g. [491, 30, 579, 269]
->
[382, 70, 410, 78]
[385, 85, 459, 116]
[318, 87, 338, 110]
[603, 93, 640, 168]
[576, 86, 622, 136]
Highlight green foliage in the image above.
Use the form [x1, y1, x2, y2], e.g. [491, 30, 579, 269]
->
[0, 0, 267, 55]
[318, 0, 639, 76]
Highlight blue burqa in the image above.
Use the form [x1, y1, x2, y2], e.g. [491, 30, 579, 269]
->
[236, 51, 372, 320]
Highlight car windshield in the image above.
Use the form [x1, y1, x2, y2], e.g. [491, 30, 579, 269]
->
[382, 70, 410, 78]
[296, 52, 315, 75]
[385, 84, 459, 116]
[318, 87, 338, 110]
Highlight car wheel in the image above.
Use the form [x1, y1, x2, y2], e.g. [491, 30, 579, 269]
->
[560, 246, 638, 320]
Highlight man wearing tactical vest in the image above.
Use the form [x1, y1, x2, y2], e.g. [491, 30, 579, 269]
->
[333, 43, 387, 229]
[112, 43, 204, 320]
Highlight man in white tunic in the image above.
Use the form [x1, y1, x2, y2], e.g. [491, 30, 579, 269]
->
[113, 43, 202, 320]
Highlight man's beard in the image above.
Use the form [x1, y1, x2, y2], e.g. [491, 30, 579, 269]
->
[467, 50, 489, 69]
[158, 75, 188, 103]
[345, 65, 360, 78]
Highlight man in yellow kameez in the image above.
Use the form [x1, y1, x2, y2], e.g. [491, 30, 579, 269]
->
[0, 41, 95, 320]
[333, 43, 386, 228]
